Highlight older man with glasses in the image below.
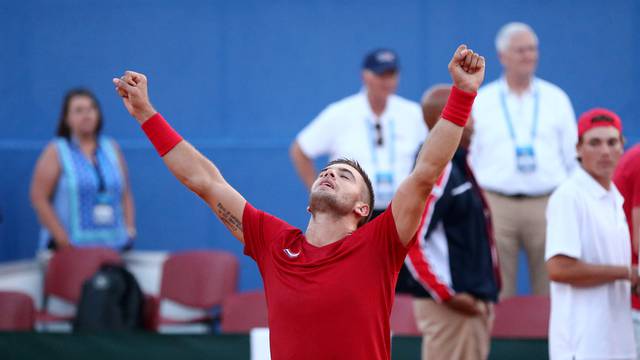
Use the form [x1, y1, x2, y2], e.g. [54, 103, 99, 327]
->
[290, 49, 426, 218]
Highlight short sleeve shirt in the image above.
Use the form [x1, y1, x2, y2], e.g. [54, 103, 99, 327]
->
[613, 144, 640, 309]
[614, 144, 640, 251]
[296, 92, 426, 209]
[470, 77, 577, 195]
[243, 202, 411, 360]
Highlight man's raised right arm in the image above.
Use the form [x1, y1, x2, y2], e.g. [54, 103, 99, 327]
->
[113, 71, 247, 243]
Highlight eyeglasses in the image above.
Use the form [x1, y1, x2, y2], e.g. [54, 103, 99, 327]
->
[375, 122, 384, 147]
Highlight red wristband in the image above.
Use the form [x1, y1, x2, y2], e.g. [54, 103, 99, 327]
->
[141, 113, 183, 156]
[441, 86, 477, 127]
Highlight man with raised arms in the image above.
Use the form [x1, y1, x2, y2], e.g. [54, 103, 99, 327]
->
[112, 44, 485, 360]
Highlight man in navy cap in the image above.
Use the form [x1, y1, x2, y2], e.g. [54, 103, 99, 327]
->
[290, 49, 427, 218]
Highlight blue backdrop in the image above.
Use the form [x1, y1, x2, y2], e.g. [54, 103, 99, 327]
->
[1, 0, 639, 292]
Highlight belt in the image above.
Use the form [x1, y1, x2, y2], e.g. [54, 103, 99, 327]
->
[487, 190, 551, 200]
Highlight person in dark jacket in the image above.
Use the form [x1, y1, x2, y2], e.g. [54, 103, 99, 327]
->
[397, 84, 500, 360]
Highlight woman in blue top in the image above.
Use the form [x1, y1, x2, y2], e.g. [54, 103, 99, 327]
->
[30, 89, 136, 251]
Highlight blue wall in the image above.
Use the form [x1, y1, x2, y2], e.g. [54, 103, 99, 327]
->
[1, 0, 639, 292]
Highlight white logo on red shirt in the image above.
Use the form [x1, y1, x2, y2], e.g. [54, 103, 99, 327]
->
[283, 248, 301, 258]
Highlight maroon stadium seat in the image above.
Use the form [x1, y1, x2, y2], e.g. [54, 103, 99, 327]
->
[491, 295, 550, 339]
[390, 294, 420, 336]
[151, 250, 239, 329]
[220, 290, 268, 333]
[0, 291, 35, 331]
[37, 247, 122, 324]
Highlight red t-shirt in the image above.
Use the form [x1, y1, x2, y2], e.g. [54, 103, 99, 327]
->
[613, 144, 640, 309]
[242, 203, 411, 360]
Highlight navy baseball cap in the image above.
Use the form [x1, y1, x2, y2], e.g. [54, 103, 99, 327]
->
[362, 49, 399, 74]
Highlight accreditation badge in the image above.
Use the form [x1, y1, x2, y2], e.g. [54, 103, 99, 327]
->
[93, 193, 115, 226]
[375, 172, 394, 206]
[515, 145, 537, 173]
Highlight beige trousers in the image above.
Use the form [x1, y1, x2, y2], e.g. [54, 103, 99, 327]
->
[413, 298, 493, 360]
[484, 191, 550, 299]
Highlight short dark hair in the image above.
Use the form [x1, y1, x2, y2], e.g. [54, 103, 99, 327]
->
[326, 158, 375, 227]
[56, 88, 103, 140]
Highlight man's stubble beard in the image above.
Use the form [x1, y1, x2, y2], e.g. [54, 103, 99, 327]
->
[308, 190, 352, 218]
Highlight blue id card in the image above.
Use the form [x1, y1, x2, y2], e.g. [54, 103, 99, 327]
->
[93, 193, 115, 226]
[515, 146, 537, 173]
[376, 172, 394, 205]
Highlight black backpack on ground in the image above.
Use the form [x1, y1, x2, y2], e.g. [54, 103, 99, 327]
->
[73, 264, 145, 331]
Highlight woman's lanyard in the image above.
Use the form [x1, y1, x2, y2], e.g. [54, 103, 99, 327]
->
[92, 150, 107, 195]
[91, 147, 116, 225]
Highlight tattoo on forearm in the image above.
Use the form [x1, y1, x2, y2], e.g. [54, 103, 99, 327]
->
[216, 202, 243, 233]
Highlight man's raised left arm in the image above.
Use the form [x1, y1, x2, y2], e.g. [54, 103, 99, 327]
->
[392, 45, 486, 246]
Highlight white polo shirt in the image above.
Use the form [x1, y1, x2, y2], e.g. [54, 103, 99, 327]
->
[470, 77, 577, 195]
[296, 91, 426, 210]
[545, 166, 635, 360]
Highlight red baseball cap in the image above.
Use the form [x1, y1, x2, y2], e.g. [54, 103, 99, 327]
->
[577, 108, 622, 137]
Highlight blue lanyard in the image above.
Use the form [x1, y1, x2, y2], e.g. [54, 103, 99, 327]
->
[71, 139, 107, 193]
[366, 117, 396, 171]
[93, 154, 107, 194]
[499, 82, 539, 144]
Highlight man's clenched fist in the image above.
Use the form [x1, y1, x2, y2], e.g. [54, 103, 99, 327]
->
[448, 45, 485, 93]
[112, 71, 156, 124]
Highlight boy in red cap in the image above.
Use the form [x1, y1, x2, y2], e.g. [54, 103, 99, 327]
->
[545, 108, 638, 359]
